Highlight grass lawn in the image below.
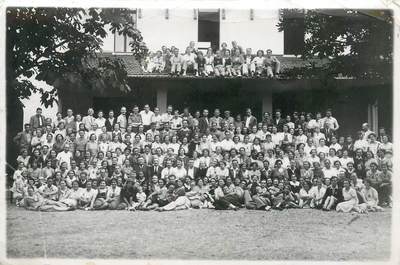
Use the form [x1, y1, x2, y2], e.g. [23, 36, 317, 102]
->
[6, 205, 391, 260]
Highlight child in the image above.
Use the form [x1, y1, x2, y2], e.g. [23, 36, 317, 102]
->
[130, 185, 147, 210]
[264, 49, 281, 78]
[204, 48, 214, 76]
[182, 47, 197, 76]
[170, 48, 183, 76]
[195, 51, 207, 77]
[252, 50, 265, 77]
[242, 48, 255, 77]
[213, 50, 225, 77]
[11, 171, 27, 206]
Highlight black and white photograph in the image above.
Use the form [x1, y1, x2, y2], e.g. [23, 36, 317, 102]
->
[3, 1, 399, 263]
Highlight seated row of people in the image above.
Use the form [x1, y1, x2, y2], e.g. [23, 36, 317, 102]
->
[143, 41, 281, 78]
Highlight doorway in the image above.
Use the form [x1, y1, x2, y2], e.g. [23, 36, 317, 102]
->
[198, 9, 220, 52]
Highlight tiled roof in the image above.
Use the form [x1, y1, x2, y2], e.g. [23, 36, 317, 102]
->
[98, 53, 330, 77]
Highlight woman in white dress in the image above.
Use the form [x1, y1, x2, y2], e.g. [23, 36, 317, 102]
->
[336, 179, 365, 213]
[360, 179, 383, 212]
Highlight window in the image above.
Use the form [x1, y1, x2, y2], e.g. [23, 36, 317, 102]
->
[282, 9, 305, 55]
[113, 11, 137, 53]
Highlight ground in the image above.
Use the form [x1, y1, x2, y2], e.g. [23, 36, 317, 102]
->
[7, 205, 391, 260]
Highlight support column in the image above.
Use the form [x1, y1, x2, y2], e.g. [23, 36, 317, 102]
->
[156, 87, 167, 113]
[262, 90, 273, 115]
[367, 100, 379, 134]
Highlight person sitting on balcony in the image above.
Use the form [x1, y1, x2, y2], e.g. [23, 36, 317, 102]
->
[231, 49, 244, 77]
[252, 50, 265, 77]
[242, 48, 255, 77]
[170, 48, 182, 76]
[264, 49, 281, 78]
[220, 42, 229, 58]
[188, 41, 198, 54]
[182, 47, 197, 76]
[146, 50, 165, 73]
[224, 50, 233, 77]
[230, 41, 243, 55]
[213, 50, 225, 77]
[195, 51, 207, 77]
[204, 48, 214, 76]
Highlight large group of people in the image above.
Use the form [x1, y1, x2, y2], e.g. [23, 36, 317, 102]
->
[11, 104, 393, 213]
[143, 41, 281, 78]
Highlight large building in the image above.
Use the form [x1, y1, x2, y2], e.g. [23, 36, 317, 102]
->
[21, 9, 393, 137]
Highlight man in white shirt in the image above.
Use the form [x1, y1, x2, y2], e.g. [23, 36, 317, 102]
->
[186, 159, 196, 179]
[219, 131, 235, 151]
[82, 108, 96, 131]
[309, 178, 327, 209]
[161, 159, 175, 180]
[140, 104, 154, 131]
[95, 110, 106, 129]
[117, 106, 128, 129]
[322, 160, 336, 179]
[361, 123, 373, 141]
[151, 107, 163, 130]
[38, 178, 59, 200]
[322, 109, 339, 131]
[57, 144, 73, 169]
[161, 105, 174, 127]
[270, 126, 282, 147]
[182, 47, 197, 76]
[173, 160, 187, 179]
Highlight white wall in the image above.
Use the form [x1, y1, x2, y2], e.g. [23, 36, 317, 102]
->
[220, 9, 284, 54]
[21, 78, 59, 124]
[110, 9, 284, 54]
[101, 24, 115, 53]
[136, 9, 198, 52]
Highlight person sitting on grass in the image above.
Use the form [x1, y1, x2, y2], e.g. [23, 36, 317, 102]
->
[140, 181, 173, 211]
[106, 178, 121, 210]
[298, 182, 313, 208]
[360, 179, 383, 212]
[273, 183, 299, 210]
[213, 179, 241, 210]
[117, 178, 137, 210]
[130, 185, 147, 211]
[24, 186, 75, 212]
[309, 178, 326, 209]
[93, 180, 109, 210]
[336, 179, 365, 213]
[10, 170, 26, 206]
[322, 176, 343, 211]
[78, 180, 97, 210]
[156, 185, 201, 211]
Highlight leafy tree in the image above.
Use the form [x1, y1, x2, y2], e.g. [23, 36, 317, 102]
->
[6, 7, 148, 107]
[278, 9, 393, 80]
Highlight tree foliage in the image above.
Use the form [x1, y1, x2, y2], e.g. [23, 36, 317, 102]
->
[278, 9, 393, 80]
[7, 7, 148, 107]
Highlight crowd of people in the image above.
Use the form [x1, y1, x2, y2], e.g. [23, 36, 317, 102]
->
[142, 41, 281, 78]
[11, 104, 393, 213]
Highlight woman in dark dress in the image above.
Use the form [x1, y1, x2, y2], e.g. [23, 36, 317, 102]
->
[93, 180, 109, 210]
